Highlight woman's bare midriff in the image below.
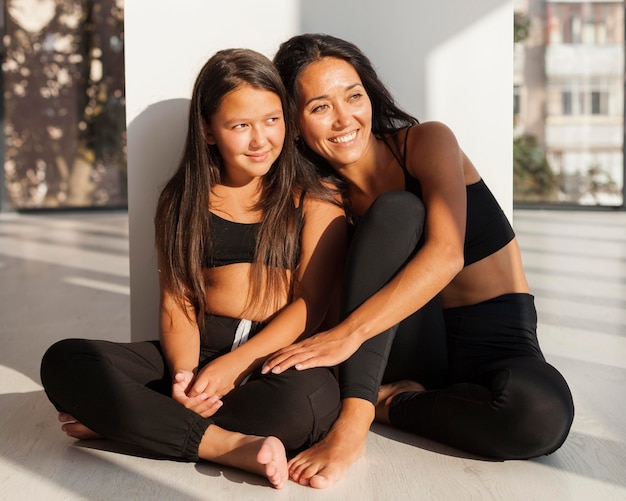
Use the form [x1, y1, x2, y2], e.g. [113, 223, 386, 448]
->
[440, 238, 530, 310]
[202, 263, 290, 321]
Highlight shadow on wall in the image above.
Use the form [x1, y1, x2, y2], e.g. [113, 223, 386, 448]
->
[126, 98, 190, 341]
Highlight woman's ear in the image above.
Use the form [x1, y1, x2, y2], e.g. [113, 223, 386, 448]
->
[201, 118, 216, 145]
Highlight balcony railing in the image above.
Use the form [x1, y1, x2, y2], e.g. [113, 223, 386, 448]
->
[545, 44, 623, 77]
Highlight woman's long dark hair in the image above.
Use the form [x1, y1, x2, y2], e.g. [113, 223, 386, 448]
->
[155, 48, 332, 328]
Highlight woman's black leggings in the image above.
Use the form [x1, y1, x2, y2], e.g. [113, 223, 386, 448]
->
[339, 190, 574, 460]
[40, 315, 340, 461]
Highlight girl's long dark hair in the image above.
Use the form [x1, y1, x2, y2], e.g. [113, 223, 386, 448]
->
[155, 48, 333, 328]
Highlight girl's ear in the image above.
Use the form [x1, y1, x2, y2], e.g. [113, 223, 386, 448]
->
[201, 118, 216, 145]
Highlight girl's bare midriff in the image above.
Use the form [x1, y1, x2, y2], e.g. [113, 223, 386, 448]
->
[203, 264, 291, 321]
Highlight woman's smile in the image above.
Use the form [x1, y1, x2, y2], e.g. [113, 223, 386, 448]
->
[328, 130, 358, 144]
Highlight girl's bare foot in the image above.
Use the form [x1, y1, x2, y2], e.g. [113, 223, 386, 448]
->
[375, 380, 425, 424]
[58, 413, 103, 440]
[200, 427, 288, 489]
[255, 437, 289, 489]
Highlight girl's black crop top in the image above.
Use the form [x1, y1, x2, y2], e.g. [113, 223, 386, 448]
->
[204, 212, 260, 268]
[383, 126, 515, 267]
[203, 192, 306, 269]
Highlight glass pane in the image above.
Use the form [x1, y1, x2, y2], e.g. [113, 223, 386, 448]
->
[514, 0, 624, 207]
[2, 0, 126, 209]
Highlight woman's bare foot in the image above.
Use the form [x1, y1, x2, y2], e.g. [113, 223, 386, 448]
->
[288, 398, 373, 489]
[200, 427, 288, 489]
[375, 380, 425, 424]
[58, 413, 102, 440]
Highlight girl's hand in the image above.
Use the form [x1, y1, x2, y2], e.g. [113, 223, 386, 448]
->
[188, 354, 244, 400]
[171, 369, 223, 418]
[262, 328, 362, 374]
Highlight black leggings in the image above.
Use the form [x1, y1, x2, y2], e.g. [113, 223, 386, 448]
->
[340, 191, 574, 460]
[40, 315, 340, 461]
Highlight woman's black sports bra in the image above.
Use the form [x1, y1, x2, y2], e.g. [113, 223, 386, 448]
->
[383, 126, 515, 267]
[203, 192, 306, 268]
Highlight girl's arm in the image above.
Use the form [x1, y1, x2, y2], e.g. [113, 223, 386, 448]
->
[263, 121, 467, 373]
[188, 195, 347, 399]
[158, 251, 201, 376]
[158, 253, 223, 417]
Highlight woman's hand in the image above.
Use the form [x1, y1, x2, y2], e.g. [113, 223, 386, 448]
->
[262, 327, 362, 374]
[171, 369, 223, 418]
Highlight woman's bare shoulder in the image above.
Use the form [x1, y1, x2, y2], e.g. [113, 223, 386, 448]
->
[408, 121, 458, 146]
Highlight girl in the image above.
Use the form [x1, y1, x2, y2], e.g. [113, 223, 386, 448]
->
[264, 33, 574, 488]
[40, 48, 346, 489]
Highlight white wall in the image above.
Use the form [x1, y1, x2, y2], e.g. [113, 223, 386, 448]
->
[125, 0, 513, 341]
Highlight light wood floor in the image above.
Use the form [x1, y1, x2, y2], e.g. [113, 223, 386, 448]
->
[1, 209, 625, 501]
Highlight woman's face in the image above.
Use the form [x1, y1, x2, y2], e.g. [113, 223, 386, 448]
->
[204, 84, 285, 186]
[296, 57, 373, 170]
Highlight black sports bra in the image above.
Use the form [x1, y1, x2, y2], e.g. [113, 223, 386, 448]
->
[204, 192, 306, 268]
[204, 212, 260, 268]
[383, 126, 515, 267]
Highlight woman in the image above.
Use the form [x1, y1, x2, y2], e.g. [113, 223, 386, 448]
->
[264, 33, 574, 488]
[40, 48, 346, 489]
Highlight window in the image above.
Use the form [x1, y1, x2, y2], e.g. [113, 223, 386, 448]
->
[515, 1, 624, 207]
[547, 2, 623, 45]
[562, 91, 573, 115]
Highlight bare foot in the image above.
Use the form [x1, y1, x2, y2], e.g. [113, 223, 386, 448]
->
[201, 428, 288, 489]
[58, 413, 102, 440]
[255, 437, 289, 489]
[288, 398, 372, 489]
[375, 380, 425, 424]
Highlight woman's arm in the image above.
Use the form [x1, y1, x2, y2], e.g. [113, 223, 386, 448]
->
[189, 195, 347, 398]
[263, 121, 467, 373]
[343, 121, 466, 340]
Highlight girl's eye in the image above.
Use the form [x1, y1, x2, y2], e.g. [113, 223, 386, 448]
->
[349, 93, 362, 102]
[267, 117, 281, 124]
[232, 123, 247, 129]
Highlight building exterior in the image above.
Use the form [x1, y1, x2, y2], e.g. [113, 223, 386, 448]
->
[514, 0, 624, 206]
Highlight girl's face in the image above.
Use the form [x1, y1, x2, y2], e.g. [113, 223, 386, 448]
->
[296, 57, 373, 170]
[204, 84, 285, 185]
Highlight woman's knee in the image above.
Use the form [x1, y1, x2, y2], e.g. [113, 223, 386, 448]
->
[363, 191, 425, 240]
[492, 359, 574, 458]
[345, 191, 425, 295]
[522, 362, 574, 456]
